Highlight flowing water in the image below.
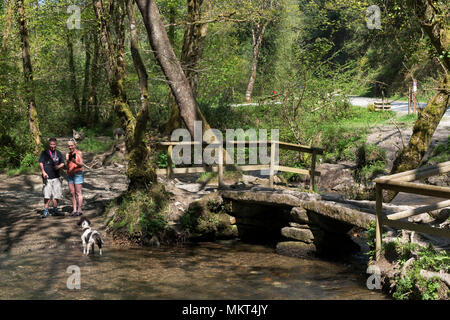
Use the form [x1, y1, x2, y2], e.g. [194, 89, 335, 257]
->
[0, 240, 386, 299]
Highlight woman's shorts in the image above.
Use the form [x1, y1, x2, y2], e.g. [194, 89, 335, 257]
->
[67, 171, 84, 184]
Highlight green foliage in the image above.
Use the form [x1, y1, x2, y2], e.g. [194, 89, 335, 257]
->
[396, 241, 420, 262]
[0, 0, 447, 185]
[179, 207, 198, 234]
[78, 136, 113, 154]
[357, 160, 386, 182]
[5, 152, 40, 176]
[397, 113, 418, 124]
[196, 171, 243, 184]
[155, 151, 175, 169]
[281, 162, 306, 182]
[426, 137, 450, 164]
[74, 126, 113, 153]
[392, 266, 442, 301]
[180, 201, 221, 236]
[138, 205, 167, 238]
[225, 99, 396, 168]
[179, 196, 231, 237]
[415, 246, 450, 273]
[196, 172, 218, 184]
[107, 187, 168, 240]
[386, 242, 449, 300]
[364, 221, 377, 259]
[77, 127, 113, 139]
[355, 143, 386, 182]
[364, 221, 391, 260]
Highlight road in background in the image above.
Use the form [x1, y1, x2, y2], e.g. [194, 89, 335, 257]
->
[349, 96, 450, 118]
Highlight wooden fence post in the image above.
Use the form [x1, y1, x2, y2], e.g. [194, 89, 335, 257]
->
[408, 87, 411, 114]
[269, 141, 276, 188]
[375, 184, 383, 261]
[218, 142, 224, 188]
[310, 150, 317, 191]
[167, 145, 173, 179]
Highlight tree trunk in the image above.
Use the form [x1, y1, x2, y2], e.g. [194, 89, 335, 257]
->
[81, 33, 91, 118]
[389, 74, 449, 173]
[167, 4, 176, 46]
[164, 3, 182, 134]
[126, 0, 150, 143]
[93, 0, 155, 189]
[164, 0, 211, 134]
[67, 32, 81, 113]
[411, 0, 449, 71]
[17, 0, 41, 154]
[135, 0, 206, 137]
[86, 33, 100, 126]
[180, 0, 210, 95]
[244, 23, 267, 103]
[1, 0, 14, 53]
[386, 0, 449, 202]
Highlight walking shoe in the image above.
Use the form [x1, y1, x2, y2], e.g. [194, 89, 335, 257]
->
[42, 208, 49, 218]
[52, 207, 63, 216]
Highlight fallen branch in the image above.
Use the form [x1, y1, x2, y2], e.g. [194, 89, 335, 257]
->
[419, 270, 450, 287]
[401, 257, 416, 277]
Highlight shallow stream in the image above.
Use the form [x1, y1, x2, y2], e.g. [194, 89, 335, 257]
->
[0, 240, 386, 299]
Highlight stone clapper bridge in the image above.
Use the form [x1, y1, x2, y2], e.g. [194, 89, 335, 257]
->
[156, 140, 450, 258]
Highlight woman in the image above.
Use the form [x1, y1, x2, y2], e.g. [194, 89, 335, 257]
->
[66, 138, 84, 216]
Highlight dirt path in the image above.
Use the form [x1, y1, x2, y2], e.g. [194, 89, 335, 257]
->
[0, 162, 129, 254]
[0, 142, 215, 255]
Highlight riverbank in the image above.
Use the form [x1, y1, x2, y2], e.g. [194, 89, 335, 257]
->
[372, 239, 449, 300]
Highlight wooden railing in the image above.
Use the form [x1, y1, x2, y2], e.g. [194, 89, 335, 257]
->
[373, 161, 450, 260]
[156, 140, 323, 190]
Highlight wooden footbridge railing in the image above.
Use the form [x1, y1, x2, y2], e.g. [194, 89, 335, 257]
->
[374, 161, 450, 260]
[156, 141, 323, 190]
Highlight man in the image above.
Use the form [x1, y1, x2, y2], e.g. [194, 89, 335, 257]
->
[39, 137, 65, 218]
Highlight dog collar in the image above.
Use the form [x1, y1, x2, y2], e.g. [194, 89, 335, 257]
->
[82, 226, 90, 230]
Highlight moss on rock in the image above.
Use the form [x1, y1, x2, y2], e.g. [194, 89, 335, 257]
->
[180, 193, 237, 240]
[105, 183, 170, 244]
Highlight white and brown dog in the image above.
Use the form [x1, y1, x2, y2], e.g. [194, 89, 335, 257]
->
[77, 217, 103, 255]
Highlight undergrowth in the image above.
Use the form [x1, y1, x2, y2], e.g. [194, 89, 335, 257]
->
[365, 225, 449, 300]
[426, 137, 450, 164]
[77, 128, 114, 154]
[106, 184, 169, 242]
[392, 244, 449, 300]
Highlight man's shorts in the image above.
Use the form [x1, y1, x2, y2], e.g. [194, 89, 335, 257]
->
[67, 171, 84, 185]
[43, 178, 62, 199]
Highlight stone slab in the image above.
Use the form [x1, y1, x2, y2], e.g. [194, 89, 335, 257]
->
[276, 241, 316, 258]
[281, 227, 314, 243]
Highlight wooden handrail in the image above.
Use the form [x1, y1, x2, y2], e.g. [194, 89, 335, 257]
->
[157, 140, 324, 154]
[387, 199, 450, 221]
[375, 180, 450, 199]
[374, 162, 450, 261]
[155, 140, 322, 190]
[374, 161, 450, 183]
